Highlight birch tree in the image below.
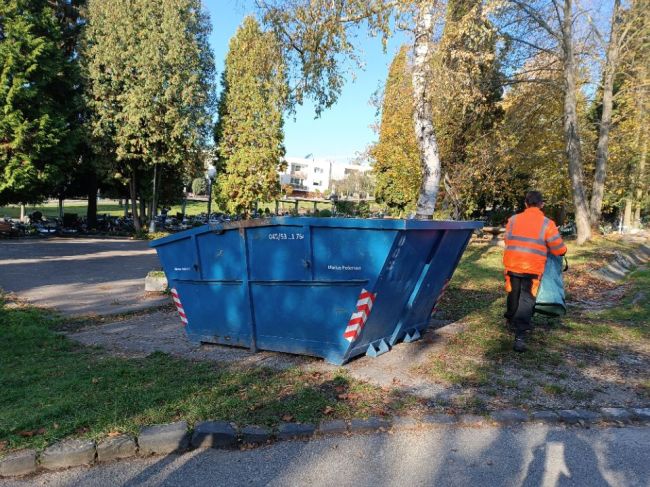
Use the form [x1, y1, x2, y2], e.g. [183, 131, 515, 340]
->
[257, 0, 447, 218]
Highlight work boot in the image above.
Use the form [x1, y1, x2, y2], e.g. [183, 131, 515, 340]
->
[513, 335, 527, 353]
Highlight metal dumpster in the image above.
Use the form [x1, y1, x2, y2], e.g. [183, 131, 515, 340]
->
[151, 217, 482, 365]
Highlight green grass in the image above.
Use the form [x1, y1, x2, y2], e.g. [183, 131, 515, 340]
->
[418, 238, 650, 408]
[0, 298, 412, 454]
[598, 268, 650, 328]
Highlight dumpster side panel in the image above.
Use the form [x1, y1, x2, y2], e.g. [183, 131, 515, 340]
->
[195, 231, 243, 280]
[155, 237, 200, 281]
[251, 283, 363, 364]
[352, 230, 443, 346]
[172, 281, 250, 347]
[389, 229, 474, 344]
[312, 228, 397, 281]
[247, 225, 310, 281]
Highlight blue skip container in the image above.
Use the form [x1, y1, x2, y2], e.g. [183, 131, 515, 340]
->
[151, 217, 481, 365]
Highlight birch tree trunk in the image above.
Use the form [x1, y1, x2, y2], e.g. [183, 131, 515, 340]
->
[561, 0, 591, 244]
[623, 197, 632, 231]
[413, 2, 442, 219]
[590, 0, 621, 226]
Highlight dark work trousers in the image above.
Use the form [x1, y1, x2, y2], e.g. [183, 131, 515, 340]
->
[504, 274, 537, 336]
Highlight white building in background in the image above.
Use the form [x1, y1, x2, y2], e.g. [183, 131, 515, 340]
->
[279, 156, 372, 194]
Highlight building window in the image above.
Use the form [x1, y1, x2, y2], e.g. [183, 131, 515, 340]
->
[290, 178, 303, 186]
[313, 181, 321, 186]
[314, 167, 323, 174]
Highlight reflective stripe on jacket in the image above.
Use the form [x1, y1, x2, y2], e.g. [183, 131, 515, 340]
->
[503, 207, 567, 276]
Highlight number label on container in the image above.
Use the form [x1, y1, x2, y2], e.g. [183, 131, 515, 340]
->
[267, 232, 304, 241]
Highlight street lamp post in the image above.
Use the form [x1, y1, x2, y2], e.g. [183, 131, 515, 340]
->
[205, 163, 217, 219]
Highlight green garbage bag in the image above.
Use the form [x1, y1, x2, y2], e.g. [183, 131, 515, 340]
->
[535, 253, 568, 317]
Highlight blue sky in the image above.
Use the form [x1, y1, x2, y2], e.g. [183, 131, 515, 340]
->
[203, 0, 405, 163]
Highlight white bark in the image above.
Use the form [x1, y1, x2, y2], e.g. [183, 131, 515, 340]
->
[412, 2, 442, 219]
[623, 197, 632, 231]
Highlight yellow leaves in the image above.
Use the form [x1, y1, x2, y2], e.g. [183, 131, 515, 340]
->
[370, 45, 421, 215]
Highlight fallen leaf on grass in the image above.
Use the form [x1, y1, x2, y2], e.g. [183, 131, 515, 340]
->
[18, 428, 46, 437]
[282, 414, 294, 422]
[107, 431, 122, 437]
[323, 406, 334, 415]
[0, 441, 7, 451]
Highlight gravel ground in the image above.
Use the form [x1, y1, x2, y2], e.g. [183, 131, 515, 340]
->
[0, 238, 167, 316]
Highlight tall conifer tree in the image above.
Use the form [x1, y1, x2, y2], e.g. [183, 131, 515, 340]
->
[371, 46, 421, 216]
[215, 17, 287, 214]
[0, 0, 80, 205]
[84, 0, 215, 231]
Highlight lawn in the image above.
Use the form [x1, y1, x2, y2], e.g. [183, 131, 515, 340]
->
[0, 297, 417, 454]
[418, 237, 650, 412]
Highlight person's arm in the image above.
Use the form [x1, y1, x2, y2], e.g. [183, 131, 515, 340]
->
[545, 220, 567, 256]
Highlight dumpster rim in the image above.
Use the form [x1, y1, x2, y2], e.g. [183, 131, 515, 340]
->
[149, 217, 483, 248]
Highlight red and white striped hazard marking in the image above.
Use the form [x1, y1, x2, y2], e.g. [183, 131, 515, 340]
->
[170, 288, 188, 326]
[431, 279, 450, 314]
[343, 289, 376, 342]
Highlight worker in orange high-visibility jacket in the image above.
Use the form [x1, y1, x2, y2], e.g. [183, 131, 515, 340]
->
[503, 191, 567, 352]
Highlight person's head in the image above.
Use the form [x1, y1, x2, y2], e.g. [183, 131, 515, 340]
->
[525, 190, 544, 208]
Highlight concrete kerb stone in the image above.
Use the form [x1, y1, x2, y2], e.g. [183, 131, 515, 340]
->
[240, 425, 273, 444]
[631, 408, 650, 422]
[558, 409, 602, 425]
[276, 423, 316, 440]
[490, 409, 529, 425]
[557, 409, 582, 424]
[96, 435, 137, 462]
[530, 411, 560, 423]
[191, 421, 238, 449]
[0, 449, 37, 477]
[349, 417, 392, 433]
[316, 420, 348, 435]
[40, 439, 96, 471]
[421, 414, 458, 426]
[390, 416, 422, 430]
[600, 408, 633, 423]
[457, 414, 486, 426]
[574, 409, 603, 424]
[138, 421, 190, 456]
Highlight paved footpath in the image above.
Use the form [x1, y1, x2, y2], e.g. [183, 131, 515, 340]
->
[0, 238, 167, 316]
[2, 424, 648, 487]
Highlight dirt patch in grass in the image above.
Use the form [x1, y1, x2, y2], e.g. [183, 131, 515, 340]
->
[415, 238, 650, 413]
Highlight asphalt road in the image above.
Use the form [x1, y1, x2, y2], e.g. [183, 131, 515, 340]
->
[0, 238, 167, 316]
[2, 424, 648, 487]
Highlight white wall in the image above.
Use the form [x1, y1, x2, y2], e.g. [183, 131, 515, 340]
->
[280, 157, 371, 193]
